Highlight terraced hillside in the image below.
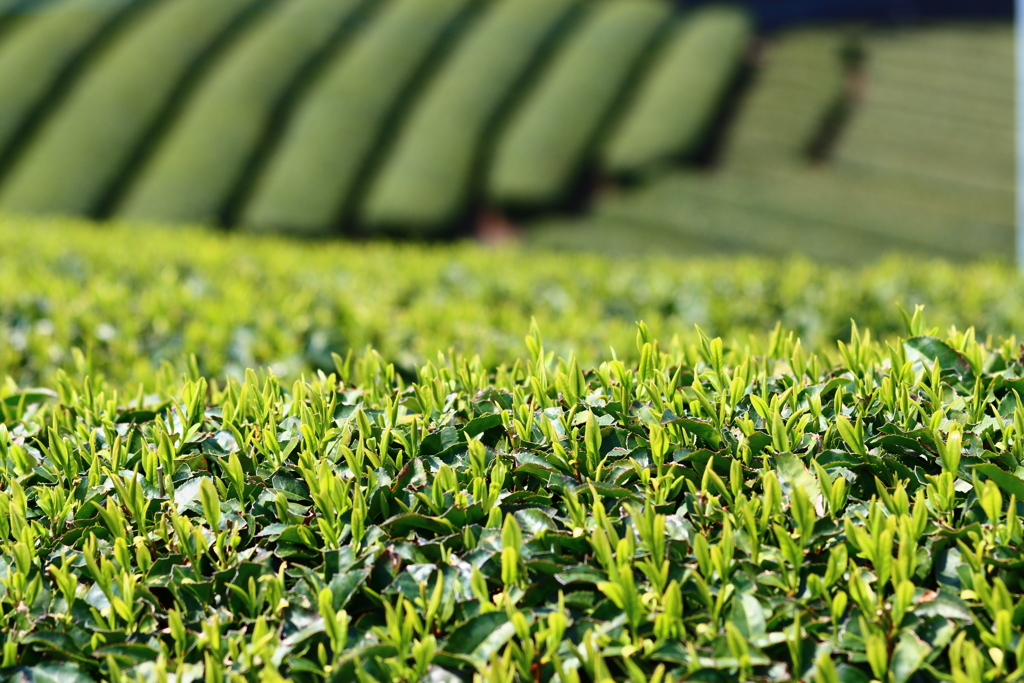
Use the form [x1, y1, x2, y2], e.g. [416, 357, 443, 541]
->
[531, 22, 1014, 262]
[0, 0, 1010, 261]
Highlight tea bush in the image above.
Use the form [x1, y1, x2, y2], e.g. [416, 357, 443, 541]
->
[2, 217, 1024, 392]
[117, 0, 370, 227]
[361, 0, 583, 235]
[722, 28, 848, 166]
[0, 1, 1008, 253]
[1, 297, 1024, 681]
[488, 0, 669, 212]
[0, 0, 142, 174]
[242, 0, 480, 235]
[0, 0, 269, 217]
[602, 6, 752, 178]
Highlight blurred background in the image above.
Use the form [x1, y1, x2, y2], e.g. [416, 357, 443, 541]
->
[0, 0, 1012, 263]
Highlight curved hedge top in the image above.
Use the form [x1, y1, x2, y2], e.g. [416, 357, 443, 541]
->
[0, 0, 23, 13]
[0, 0, 31, 26]
[602, 5, 753, 177]
[116, 0, 369, 227]
[242, 0, 478, 235]
[488, 0, 671, 212]
[723, 28, 847, 166]
[7, 215, 1024, 389]
[0, 0, 269, 217]
[0, 0, 138, 168]
[361, 0, 583, 235]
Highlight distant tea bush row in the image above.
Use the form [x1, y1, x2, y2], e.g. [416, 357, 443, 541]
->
[0, 0, 270, 216]
[0, 0, 762, 236]
[118, 0, 370, 227]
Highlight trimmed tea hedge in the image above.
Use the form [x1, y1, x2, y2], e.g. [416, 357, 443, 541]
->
[3, 217, 1024, 390]
[0, 0, 48, 44]
[573, 166, 1012, 264]
[2, 220, 1024, 680]
[0, 0, 24, 17]
[488, 0, 670, 212]
[242, 0, 479, 235]
[361, 0, 583, 236]
[116, 0, 370, 227]
[602, 6, 753, 178]
[834, 26, 1013, 193]
[3, 287, 1024, 681]
[723, 28, 848, 166]
[549, 24, 1012, 262]
[0, 0, 270, 218]
[0, 0, 144, 173]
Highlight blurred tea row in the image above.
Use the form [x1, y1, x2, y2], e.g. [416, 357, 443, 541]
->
[0, 0, 1010, 261]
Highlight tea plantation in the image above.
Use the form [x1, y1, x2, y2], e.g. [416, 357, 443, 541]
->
[530, 23, 1014, 262]
[0, 0, 1008, 259]
[0, 220, 1023, 682]
[0, 1, 1018, 680]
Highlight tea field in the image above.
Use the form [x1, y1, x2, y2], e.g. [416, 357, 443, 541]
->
[0, 0, 753, 234]
[1, 219, 1024, 681]
[0, 3, 1017, 680]
[0, 0, 1008, 260]
[3, 217, 1024, 389]
[530, 23, 1014, 262]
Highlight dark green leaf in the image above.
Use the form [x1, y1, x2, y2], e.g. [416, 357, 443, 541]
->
[973, 463, 1024, 499]
[905, 336, 975, 385]
[441, 612, 517, 663]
